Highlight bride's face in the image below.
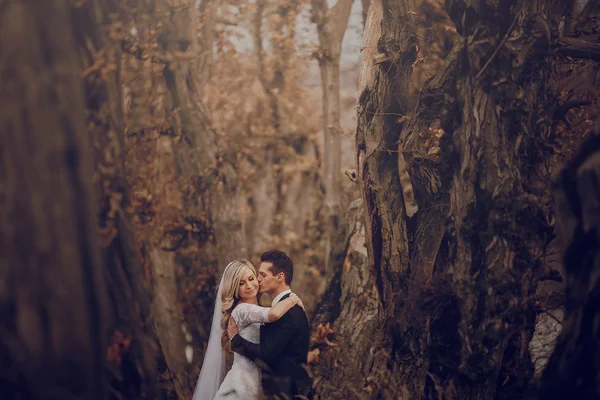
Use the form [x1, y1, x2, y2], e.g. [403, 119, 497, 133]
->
[237, 267, 259, 301]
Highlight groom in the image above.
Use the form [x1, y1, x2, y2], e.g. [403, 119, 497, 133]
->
[227, 250, 313, 399]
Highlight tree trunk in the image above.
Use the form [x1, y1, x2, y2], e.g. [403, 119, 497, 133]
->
[311, 0, 596, 398]
[538, 127, 600, 399]
[362, 0, 371, 27]
[319, 58, 343, 214]
[310, 198, 381, 398]
[0, 1, 107, 398]
[121, 0, 244, 396]
[72, 1, 160, 398]
[312, 0, 354, 275]
[197, 0, 217, 99]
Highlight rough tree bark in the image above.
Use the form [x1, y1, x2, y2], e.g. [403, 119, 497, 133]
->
[310, 0, 598, 399]
[538, 126, 600, 399]
[311, 0, 354, 274]
[310, 198, 381, 397]
[0, 1, 107, 398]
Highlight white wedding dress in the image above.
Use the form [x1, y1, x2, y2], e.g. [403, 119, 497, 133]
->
[213, 303, 270, 400]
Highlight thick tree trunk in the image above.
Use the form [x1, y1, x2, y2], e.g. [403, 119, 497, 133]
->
[538, 128, 600, 399]
[0, 1, 107, 398]
[311, 0, 596, 398]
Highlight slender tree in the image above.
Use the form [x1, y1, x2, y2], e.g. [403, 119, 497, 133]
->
[311, 0, 354, 274]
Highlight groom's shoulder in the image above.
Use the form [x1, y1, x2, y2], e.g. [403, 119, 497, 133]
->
[289, 304, 309, 323]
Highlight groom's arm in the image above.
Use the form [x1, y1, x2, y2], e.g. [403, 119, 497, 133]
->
[231, 312, 297, 364]
[230, 333, 262, 360]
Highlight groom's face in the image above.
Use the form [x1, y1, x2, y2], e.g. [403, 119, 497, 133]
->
[257, 262, 280, 296]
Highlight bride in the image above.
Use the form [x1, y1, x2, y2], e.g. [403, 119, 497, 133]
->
[192, 259, 302, 399]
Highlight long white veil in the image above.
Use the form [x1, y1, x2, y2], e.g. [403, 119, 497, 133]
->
[192, 264, 230, 400]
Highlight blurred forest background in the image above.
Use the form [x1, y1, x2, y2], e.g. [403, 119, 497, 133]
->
[1, 0, 599, 399]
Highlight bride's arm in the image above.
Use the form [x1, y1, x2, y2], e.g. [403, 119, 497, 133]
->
[267, 293, 303, 322]
[235, 294, 304, 327]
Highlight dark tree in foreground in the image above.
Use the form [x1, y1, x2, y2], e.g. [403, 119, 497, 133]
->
[0, 1, 158, 399]
[310, 0, 599, 399]
[539, 126, 600, 399]
[0, 1, 107, 398]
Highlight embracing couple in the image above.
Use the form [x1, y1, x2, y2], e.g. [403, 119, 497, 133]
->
[193, 250, 313, 400]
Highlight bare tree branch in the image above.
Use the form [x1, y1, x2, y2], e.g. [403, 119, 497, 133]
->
[311, 0, 354, 51]
[330, 0, 355, 43]
[578, 0, 600, 21]
[121, 40, 168, 65]
[554, 34, 600, 61]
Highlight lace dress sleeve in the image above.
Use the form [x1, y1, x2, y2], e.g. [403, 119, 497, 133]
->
[232, 303, 270, 330]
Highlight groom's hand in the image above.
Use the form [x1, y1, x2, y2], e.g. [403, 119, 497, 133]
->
[227, 317, 239, 340]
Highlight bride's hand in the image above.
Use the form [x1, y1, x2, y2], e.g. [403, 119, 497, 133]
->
[290, 293, 305, 311]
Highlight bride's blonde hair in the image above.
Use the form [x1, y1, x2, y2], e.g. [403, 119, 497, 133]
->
[220, 259, 257, 350]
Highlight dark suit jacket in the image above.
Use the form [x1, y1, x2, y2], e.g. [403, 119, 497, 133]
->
[231, 293, 312, 398]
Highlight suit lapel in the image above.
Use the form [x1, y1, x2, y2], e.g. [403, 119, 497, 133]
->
[262, 293, 291, 338]
[279, 293, 291, 302]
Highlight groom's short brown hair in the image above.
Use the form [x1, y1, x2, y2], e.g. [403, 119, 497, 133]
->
[260, 250, 293, 285]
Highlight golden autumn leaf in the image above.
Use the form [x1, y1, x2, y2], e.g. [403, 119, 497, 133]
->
[307, 348, 320, 365]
